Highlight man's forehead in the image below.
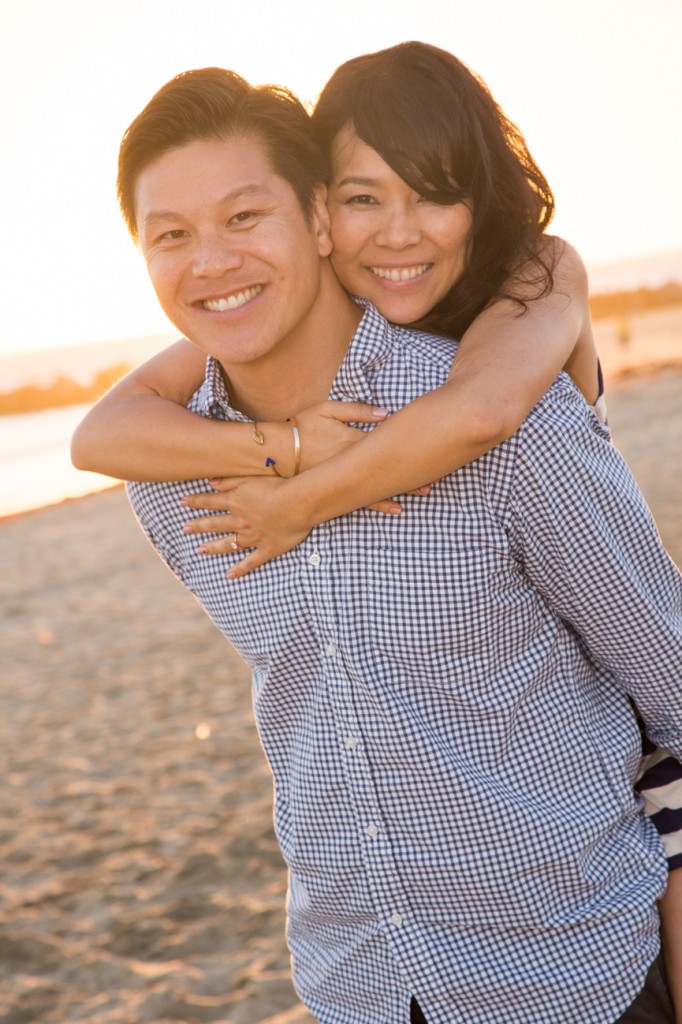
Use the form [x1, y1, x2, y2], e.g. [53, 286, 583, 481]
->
[134, 136, 292, 217]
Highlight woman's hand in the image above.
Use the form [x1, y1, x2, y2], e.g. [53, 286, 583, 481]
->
[288, 400, 389, 474]
[181, 476, 324, 578]
[180, 473, 431, 579]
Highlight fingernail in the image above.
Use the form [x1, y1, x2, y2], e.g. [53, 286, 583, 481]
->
[182, 523, 193, 533]
[197, 545, 208, 554]
[180, 497, 190, 506]
[372, 407, 389, 418]
[388, 505, 402, 515]
[226, 570, 236, 580]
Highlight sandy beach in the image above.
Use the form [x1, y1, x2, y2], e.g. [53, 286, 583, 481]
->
[1, 365, 681, 1024]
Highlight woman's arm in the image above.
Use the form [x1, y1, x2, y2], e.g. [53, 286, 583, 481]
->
[299, 240, 596, 521]
[187, 241, 598, 573]
[262, 241, 593, 499]
[70, 339, 386, 480]
[74, 239, 595, 538]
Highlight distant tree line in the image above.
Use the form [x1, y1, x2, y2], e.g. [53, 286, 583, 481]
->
[0, 363, 130, 416]
[589, 281, 682, 320]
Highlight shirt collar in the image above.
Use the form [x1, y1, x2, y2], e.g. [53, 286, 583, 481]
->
[197, 299, 398, 420]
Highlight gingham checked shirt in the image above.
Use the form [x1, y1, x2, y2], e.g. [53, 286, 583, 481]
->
[128, 303, 682, 1024]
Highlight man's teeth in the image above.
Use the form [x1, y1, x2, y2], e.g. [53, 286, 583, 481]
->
[370, 264, 429, 282]
[203, 285, 262, 311]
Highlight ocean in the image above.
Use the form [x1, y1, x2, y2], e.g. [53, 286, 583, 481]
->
[0, 403, 120, 519]
[2, 251, 681, 519]
[0, 333, 175, 518]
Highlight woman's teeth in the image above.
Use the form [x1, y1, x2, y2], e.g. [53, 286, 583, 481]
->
[370, 264, 429, 281]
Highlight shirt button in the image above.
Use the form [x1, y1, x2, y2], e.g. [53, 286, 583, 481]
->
[366, 824, 379, 838]
[390, 912, 403, 926]
[308, 552, 321, 566]
[325, 643, 338, 657]
[345, 736, 358, 750]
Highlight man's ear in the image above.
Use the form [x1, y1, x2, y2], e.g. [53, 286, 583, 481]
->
[311, 185, 333, 257]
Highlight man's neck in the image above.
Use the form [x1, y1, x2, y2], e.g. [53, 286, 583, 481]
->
[220, 267, 363, 422]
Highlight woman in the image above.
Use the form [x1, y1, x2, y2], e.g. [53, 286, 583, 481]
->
[72, 42, 681, 1014]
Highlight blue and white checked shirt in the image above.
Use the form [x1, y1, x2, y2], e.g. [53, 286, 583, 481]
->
[128, 303, 682, 1024]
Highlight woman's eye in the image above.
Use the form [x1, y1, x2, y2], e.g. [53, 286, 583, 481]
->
[345, 194, 378, 206]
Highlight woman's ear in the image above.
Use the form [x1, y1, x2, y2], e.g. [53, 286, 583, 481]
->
[312, 185, 333, 257]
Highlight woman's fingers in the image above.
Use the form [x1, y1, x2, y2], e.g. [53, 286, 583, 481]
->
[363, 485, 430, 514]
[322, 400, 389, 424]
[226, 549, 271, 580]
[196, 533, 248, 556]
[183, 511, 241, 535]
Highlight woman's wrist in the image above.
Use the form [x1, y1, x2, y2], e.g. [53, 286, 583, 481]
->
[251, 420, 300, 477]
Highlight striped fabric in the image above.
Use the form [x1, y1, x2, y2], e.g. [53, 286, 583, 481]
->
[638, 739, 682, 869]
[127, 302, 682, 1024]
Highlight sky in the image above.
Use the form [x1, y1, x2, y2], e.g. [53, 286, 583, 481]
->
[2, 0, 681, 356]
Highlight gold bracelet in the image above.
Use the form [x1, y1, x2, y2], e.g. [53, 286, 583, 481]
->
[252, 420, 300, 477]
[287, 417, 301, 476]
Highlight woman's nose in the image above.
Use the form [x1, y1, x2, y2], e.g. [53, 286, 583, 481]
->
[374, 206, 422, 249]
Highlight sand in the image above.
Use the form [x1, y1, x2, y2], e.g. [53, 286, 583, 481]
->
[1, 366, 681, 1024]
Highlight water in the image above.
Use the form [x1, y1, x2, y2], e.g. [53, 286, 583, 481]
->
[0, 331, 175, 519]
[0, 404, 119, 519]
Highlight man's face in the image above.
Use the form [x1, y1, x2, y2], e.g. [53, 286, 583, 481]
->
[135, 135, 332, 370]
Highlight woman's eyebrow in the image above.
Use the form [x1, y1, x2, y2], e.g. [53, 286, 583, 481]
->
[335, 175, 381, 188]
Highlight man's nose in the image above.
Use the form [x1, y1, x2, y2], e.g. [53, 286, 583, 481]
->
[374, 206, 422, 249]
[192, 236, 243, 277]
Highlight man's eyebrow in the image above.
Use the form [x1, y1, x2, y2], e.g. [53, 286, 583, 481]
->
[142, 185, 274, 227]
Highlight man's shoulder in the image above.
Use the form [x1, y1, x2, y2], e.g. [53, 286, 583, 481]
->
[525, 372, 611, 442]
[353, 301, 457, 382]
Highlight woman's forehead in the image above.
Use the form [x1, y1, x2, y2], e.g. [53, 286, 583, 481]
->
[329, 123, 463, 196]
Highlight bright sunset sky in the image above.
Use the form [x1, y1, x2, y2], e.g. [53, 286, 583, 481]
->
[3, 0, 681, 355]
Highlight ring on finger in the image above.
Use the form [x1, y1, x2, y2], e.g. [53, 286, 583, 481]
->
[230, 532, 240, 552]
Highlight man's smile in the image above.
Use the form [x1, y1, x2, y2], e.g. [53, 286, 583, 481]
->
[201, 285, 263, 312]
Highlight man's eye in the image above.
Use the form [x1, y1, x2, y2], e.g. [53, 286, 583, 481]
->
[158, 229, 187, 242]
[230, 210, 257, 225]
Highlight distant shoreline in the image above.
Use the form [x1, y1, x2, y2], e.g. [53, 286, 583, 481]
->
[2, 285, 681, 417]
[0, 363, 131, 417]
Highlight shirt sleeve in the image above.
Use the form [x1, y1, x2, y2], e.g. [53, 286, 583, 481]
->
[505, 375, 682, 763]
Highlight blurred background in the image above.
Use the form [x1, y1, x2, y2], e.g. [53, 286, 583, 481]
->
[1, 0, 681, 517]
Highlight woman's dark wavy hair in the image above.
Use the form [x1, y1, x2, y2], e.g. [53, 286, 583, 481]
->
[312, 41, 555, 338]
[118, 67, 329, 243]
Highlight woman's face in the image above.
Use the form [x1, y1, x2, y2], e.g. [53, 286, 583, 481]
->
[326, 126, 473, 325]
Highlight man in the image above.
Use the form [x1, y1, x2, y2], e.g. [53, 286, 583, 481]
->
[115, 68, 681, 1023]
